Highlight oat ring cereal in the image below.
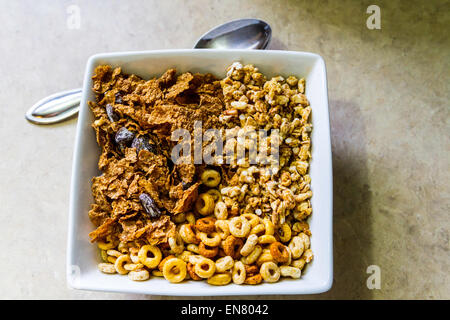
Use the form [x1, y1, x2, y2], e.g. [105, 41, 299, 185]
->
[245, 265, 259, 276]
[128, 269, 150, 281]
[280, 265, 301, 279]
[223, 235, 244, 259]
[240, 234, 259, 256]
[214, 201, 228, 220]
[130, 252, 140, 264]
[179, 224, 199, 244]
[206, 189, 222, 203]
[288, 236, 305, 259]
[186, 212, 196, 225]
[124, 263, 144, 272]
[298, 232, 311, 249]
[100, 250, 108, 262]
[258, 235, 277, 244]
[162, 258, 187, 283]
[158, 255, 176, 272]
[188, 254, 204, 265]
[215, 256, 234, 273]
[207, 273, 232, 286]
[106, 249, 122, 258]
[303, 249, 314, 263]
[256, 249, 275, 266]
[176, 250, 193, 263]
[269, 242, 290, 264]
[198, 242, 219, 258]
[168, 233, 184, 254]
[260, 262, 281, 283]
[198, 232, 221, 247]
[291, 258, 306, 270]
[201, 169, 221, 187]
[138, 245, 162, 269]
[186, 243, 200, 254]
[187, 262, 202, 280]
[232, 261, 246, 284]
[229, 216, 251, 238]
[215, 220, 230, 239]
[263, 219, 275, 236]
[278, 223, 292, 243]
[284, 246, 293, 266]
[97, 236, 117, 250]
[241, 245, 262, 265]
[195, 193, 215, 216]
[195, 217, 216, 233]
[250, 224, 265, 236]
[98, 263, 116, 274]
[151, 270, 164, 277]
[244, 273, 263, 285]
[194, 258, 216, 278]
[241, 213, 260, 228]
[114, 255, 132, 275]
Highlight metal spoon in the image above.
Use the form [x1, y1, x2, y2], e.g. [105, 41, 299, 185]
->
[25, 18, 271, 125]
[194, 18, 271, 49]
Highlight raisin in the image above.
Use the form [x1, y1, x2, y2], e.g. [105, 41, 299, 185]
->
[131, 136, 157, 154]
[106, 104, 119, 122]
[139, 193, 162, 218]
[115, 127, 135, 145]
[115, 92, 124, 104]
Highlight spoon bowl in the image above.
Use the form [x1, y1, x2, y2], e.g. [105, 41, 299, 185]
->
[194, 18, 271, 50]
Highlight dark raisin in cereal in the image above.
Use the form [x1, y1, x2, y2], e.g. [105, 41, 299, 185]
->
[106, 104, 119, 122]
[115, 127, 135, 145]
[139, 193, 162, 218]
[115, 92, 124, 104]
[131, 136, 157, 154]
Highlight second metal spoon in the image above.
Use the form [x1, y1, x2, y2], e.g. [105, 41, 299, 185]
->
[25, 18, 271, 125]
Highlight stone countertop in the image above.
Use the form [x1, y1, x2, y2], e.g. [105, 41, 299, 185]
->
[0, 0, 448, 299]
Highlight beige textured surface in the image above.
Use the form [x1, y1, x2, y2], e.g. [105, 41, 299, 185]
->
[0, 0, 448, 299]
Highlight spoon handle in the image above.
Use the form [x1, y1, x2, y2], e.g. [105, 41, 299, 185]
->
[25, 88, 82, 124]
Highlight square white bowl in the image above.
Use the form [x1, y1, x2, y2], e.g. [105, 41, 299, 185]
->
[67, 49, 333, 296]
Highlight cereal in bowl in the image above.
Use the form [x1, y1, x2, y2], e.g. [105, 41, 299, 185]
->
[88, 62, 313, 285]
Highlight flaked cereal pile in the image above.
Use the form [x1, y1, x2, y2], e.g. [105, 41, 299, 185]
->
[88, 62, 314, 285]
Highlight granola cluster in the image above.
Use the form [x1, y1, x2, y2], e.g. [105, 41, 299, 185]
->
[218, 62, 313, 229]
[89, 62, 314, 285]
